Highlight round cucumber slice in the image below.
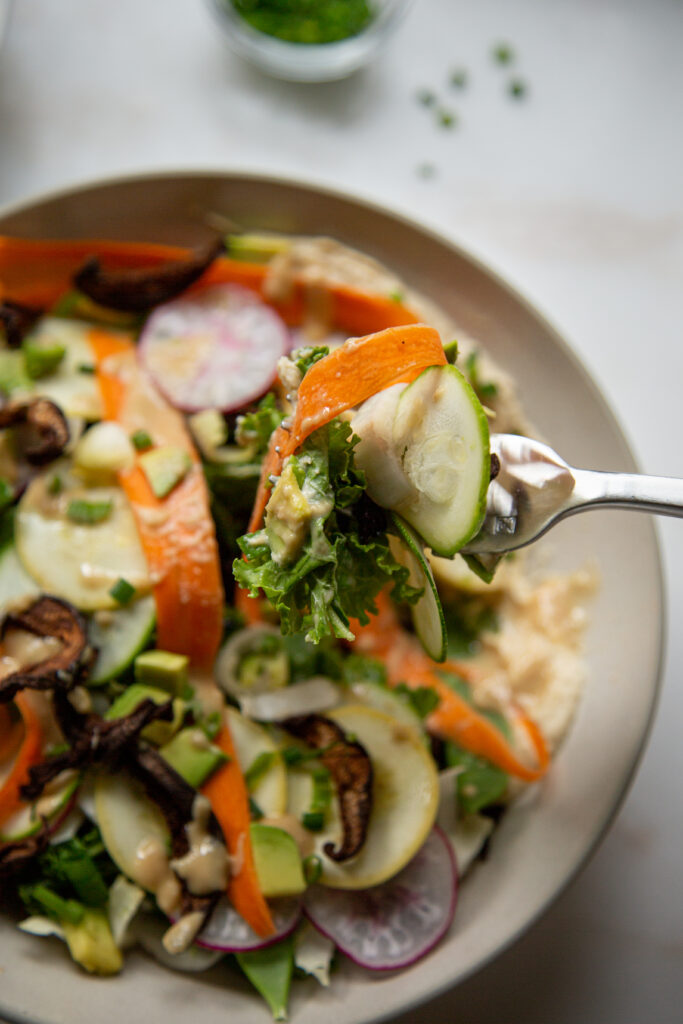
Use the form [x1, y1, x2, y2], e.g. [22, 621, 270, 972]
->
[94, 772, 170, 891]
[15, 464, 152, 611]
[0, 773, 79, 843]
[389, 513, 447, 662]
[392, 365, 490, 556]
[88, 595, 156, 685]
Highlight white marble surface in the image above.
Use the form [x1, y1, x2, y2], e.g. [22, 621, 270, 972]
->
[1, 0, 682, 1020]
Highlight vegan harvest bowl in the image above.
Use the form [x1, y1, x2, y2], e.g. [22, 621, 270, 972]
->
[0, 230, 595, 1019]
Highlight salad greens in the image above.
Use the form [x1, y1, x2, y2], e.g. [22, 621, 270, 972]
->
[234, 419, 422, 643]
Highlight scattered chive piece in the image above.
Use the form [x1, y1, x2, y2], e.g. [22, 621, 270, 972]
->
[437, 107, 457, 128]
[22, 340, 66, 380]
[109, 577, 136, 606]
[303, 854, 322, 885]
[417, 162, 437, 179]
[77, 363, 96, 375]
[508, 78, 527, 99]
[388, 289, 405, 304]
[131, 429, 153, 452]
[47, 474, 63, 496]
[417, 88, 436, 107]
[0, 477, 13, 510]
[450, 68, 468, 89]
[28, 883, 85, 925]
[201, 709, 221, 740]
[66, 498, 113, 525]
[493, 42, 514, 64]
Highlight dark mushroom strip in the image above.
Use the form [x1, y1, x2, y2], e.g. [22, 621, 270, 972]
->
[0, 596, 92, 704]
[73, 238, 224, 313]
[282, 714, 373, 862]
[0, 300, 42, 349]
[21, 693, 175, 801]
[0, 398, 70, 466]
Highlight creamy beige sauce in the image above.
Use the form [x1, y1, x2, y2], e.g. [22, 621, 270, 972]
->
[2, 629, 61, 670]
[170, 796, 230, 896]
[162, 911, 205, 955]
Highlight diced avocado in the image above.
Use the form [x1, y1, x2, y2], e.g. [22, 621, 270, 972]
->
[250, 823, 306, 898]
[159, 727, 228, 788]
[134, 649, 189, 695]
[61, 908, 123, 975]
[265, 462, 312, 565]
[105, 683, 184, 745]
[139, 445, 192, 499]
[22, 337, 66, 380]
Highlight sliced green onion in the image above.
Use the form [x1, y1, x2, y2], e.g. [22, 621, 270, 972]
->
[131, 429, 153, 452]
[249, 796, 264, 820]
[47, 474, 63, 496]
[77, 363, 96, 375]
[244, 751, 276, 791]
[302, 766, 332, 832]
[303, 854, 322, 884]
[66, 499, 113, 525]
[108, 577, 136, 606]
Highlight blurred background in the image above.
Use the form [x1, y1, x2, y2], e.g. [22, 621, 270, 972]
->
[1, 0, 682, 1021]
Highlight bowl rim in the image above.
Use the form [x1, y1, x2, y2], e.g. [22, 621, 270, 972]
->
[0, 168, 667, 1023]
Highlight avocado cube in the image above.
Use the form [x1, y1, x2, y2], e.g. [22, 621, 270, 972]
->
[134, 650, 189, 695]
[139, 445, 192, 499]
[265, 462, 312, 565]
[160, 727, 228, 788]
[250, 823, 306, 898]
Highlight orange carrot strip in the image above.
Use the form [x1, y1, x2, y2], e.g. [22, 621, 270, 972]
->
[202, 725, 275, 938]
[0, 694, 44, 829]
[0, 237, 417, 338]
[352, 590, 550, 782]
[0, 712, 22, 765]
[89, 327, 224, 671]
[247, 324, 446, 531]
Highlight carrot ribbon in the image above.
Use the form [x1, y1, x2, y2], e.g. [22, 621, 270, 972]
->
[0, 694, 44, 829]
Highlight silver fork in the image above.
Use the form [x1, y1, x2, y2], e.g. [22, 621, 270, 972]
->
[462, 434, 683, 555]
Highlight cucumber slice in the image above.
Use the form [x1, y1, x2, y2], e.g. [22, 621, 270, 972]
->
[88, 596, 156, 686]
[389, 513, 447, 662]
[0, 543, 40, 610]
[226, 707, 287, 818]
[392, 365, 490, 556]
[15, 463, 152, 611]
[0, 774, 79, 843]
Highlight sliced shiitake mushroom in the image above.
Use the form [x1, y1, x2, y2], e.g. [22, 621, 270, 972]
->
[0, 596, 92, 703]
[0, 300, 42, 349]
[282, 713, 373, 863]
[72, 238, 224, 313]
[0, 398, 70, 466]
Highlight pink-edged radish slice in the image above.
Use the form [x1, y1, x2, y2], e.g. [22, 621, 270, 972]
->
[139, 284, 290, 412]
[194, 895, 302, 953]
[303, 827, 457, 971]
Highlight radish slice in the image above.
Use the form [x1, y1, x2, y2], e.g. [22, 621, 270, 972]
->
[139, 284, 289, 412]
[195, 895, 301, 953]
[303, 827, 457, 971]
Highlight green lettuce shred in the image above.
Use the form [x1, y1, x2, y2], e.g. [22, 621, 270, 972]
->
[233, 420, 422, 644]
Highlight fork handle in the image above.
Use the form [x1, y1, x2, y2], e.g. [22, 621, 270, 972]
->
[571, 469, 683, 518]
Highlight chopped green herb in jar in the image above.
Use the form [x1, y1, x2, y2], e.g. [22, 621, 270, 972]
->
[230, 0, 374, 44]
[437, 107, 457, 129]
[416, 162, 437, 180]
[417, 88, 437, 107]
[449, 68, 468, 89]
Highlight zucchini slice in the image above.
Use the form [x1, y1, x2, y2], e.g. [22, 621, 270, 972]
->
[226, 707, 287, 818]
[389, 513, 447, 662]
[23, 318, 105, 421]
[88, 596, 156, 685]
[0, 542, 40, 610]
[15, 464, 152, 611]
